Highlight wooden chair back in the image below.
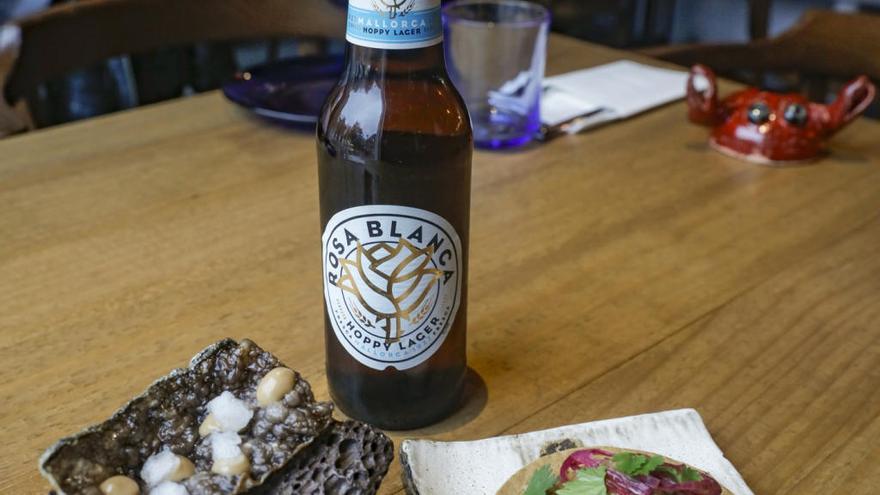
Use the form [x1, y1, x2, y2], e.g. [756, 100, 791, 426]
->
[640, 10, 880, 101]
[6, 0, 345, 103]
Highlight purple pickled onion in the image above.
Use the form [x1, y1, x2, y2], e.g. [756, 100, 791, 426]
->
[639, 475, 661, 489]
[653, 463, 723, 495]
[658, 476, 723, 495]
[559, 449, 614, 480]
[560, 450, 723, 495]
[605, 469, 657, 495]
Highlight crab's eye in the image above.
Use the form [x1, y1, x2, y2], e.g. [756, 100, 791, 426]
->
[784, 103, 808, 126]
[747, 102, 771, 124]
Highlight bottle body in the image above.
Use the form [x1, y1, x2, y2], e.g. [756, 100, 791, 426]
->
[317, 0, 472, 430]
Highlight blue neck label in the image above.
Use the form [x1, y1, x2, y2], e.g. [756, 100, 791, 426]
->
[347, 0, 442, 50]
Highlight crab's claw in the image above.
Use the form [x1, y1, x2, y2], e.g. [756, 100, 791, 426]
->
[687, 64, 721, 126]
[820, 75, 876, 136]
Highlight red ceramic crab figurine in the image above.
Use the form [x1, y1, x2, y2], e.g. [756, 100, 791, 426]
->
[687, 64, 876, 164]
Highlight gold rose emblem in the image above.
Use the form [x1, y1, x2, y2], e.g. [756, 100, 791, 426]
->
[336, 238, 442, 343]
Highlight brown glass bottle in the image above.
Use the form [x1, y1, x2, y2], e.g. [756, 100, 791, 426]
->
[316, 3, 472, 430]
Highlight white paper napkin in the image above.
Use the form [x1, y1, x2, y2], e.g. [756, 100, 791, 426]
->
[540, 60, 689, 132]
[401, 409, 754, 495]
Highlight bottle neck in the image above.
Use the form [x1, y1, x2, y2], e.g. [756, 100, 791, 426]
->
[343, 0, 445, 77]
[344, 42, 446, 77]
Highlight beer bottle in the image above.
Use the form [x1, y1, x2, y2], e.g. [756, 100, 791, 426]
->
[317, 0, 472, 429]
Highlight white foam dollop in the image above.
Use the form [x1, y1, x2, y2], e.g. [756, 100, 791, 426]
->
[206, 391, 253, 432]
[140, 449, 181, 487]
[211, 431, 244, 460]
[149, 481, 190, 495]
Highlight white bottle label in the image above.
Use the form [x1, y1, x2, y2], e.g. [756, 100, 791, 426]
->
[346, 0, 443, 50]
[322, 205, 462, 370]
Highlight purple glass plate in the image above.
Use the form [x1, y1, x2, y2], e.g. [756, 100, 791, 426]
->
[222, 54, 344, 128]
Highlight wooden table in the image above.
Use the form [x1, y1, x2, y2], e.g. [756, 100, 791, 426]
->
[2, 35, 879, 495]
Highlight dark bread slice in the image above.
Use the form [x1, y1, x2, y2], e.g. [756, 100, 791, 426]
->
[252, 420, 394, 495]
[40, 339, 394, 495]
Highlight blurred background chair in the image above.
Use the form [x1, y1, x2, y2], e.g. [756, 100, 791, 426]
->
[640, 10, 880, 113]
[533, 0, 838, 48]
[533, 0, 677, 48]
[3, 0, 345, 129]
[2, 0, 879, 131]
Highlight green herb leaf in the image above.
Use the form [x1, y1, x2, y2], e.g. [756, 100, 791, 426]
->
[637, 455, 665, 476]
[556, 466, 607, 495]
[612, 453, 666, 477]
[655, 464, 703, 483]
[611, 452, 647, 475]
[655, 465, 682, 482]
[680, 465, 703, 482]
[523, 465, 558, 495]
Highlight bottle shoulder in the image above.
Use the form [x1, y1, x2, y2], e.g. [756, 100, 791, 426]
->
[318, 74, 471, 143]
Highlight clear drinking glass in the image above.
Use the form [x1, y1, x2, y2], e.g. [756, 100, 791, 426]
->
[442, 0, 550, 149]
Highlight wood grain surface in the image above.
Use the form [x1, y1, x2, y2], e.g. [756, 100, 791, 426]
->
[1, 35, 878, 495]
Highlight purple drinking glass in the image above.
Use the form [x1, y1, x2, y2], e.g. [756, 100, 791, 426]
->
[443, 0, 550, 149]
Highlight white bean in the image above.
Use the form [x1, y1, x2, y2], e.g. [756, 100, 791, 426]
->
[167, 455, 195, 482]
[199, 413, 221, 437]
[99, 475, 140, 495]
[256, 367, 296, 406]
[212, 454, 250, 476]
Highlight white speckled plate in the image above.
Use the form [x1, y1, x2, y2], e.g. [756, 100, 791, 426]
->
[400, 409, 754, 495]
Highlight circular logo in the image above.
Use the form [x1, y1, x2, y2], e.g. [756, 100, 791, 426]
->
[322, 205, 462, 370]
[371, 0, 415, 18]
